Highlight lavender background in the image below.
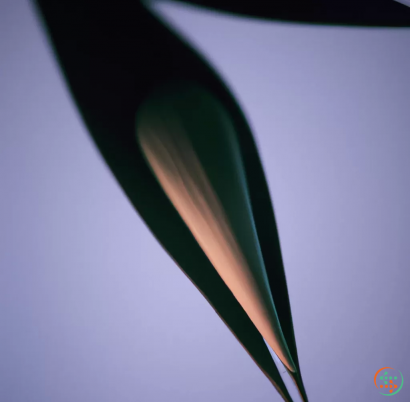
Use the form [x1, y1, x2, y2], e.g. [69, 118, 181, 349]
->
[1, 0, 410, 401]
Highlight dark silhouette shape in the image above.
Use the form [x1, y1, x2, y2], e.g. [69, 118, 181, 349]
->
[33, 0, 409, 400]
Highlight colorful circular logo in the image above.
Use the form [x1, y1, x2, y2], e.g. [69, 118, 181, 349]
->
[374, 367, 403, 396]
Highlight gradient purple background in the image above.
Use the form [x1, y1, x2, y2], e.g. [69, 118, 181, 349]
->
[1, 1, 410, 401]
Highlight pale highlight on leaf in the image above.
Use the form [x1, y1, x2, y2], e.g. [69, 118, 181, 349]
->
[137, 85, 296, 373]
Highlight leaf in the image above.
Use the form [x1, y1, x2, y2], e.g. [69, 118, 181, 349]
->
[34, 1, 309, 400]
